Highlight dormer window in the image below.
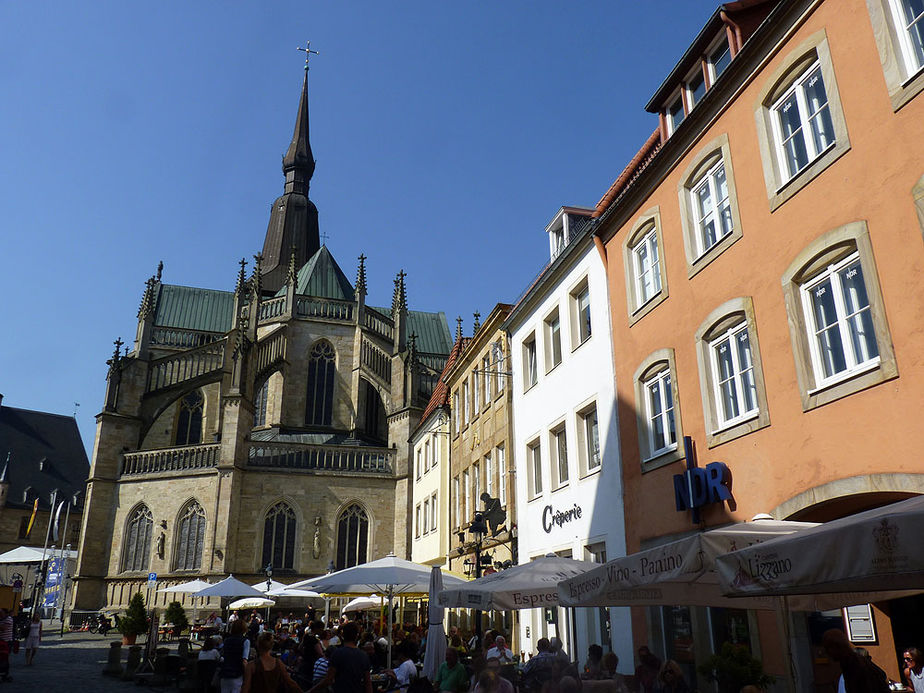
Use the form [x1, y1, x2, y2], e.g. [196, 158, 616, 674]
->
[666, 93, 686, 134]
[546, 208, 594, 261]
[708, 35, 732, 81]
[687, 70, 707, 109]
[550, 226, 566, 258]
[22, 486, 32, 503]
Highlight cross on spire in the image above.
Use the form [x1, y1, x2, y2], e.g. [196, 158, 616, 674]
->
[297, 40, 319, 70]
[320, 230, 330, 245]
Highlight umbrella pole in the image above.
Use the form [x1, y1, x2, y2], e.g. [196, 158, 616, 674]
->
[387, 586, 395, 669]
[776, 596, 796, 693]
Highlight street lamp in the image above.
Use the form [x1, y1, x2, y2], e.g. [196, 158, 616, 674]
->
[263, 563, 273, 623]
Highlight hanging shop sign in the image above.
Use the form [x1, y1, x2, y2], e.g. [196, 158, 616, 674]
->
[673, 436, 732, 523]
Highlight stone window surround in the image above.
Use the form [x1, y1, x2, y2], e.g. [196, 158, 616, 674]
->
[526, 436, 543, 500]
[623, 206, 670, 326]
[915, 174, 924, 240]
[173, 498, 207, 572]
[633, 347, 685, 473]
[543, 305, 563, 374]
[575, 397, 602, 479]
[548, 417, 569, 491]
[568, 275, 593, 350]
[694, 296, 772, 448]
[866, 0, 924, 111]
[754, 30, 851, 212]
[677, 133, 745, 278]
[780, 220, 898, 411]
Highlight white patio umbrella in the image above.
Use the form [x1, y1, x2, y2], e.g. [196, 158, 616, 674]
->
[422, 567, 446, 681]
[342, 595, 386, 612]
[158, 579, 213, 594]
[557, 518, 819, 610]
[440, 554, 597, 610]
[717, 495, 924, 604]
[194, 575, 267, 599]
[229, 597, 276, 610]
[251, 579, 289, 594]
[290, 554, 468, 667]
[267, 587, 322, 599]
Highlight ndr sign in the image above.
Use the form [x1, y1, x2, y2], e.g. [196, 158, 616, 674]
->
[672, 436, 732, 523]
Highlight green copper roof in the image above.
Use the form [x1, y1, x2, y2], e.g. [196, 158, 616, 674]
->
[276, 245, 354, 301]
[368, 307, 452, 355]
[154, 284, 234, 333]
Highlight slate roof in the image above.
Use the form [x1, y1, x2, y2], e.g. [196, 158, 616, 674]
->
[0, 404, 89, 511]
[153, 284, 234, 333]
[275, 245, 354, 301]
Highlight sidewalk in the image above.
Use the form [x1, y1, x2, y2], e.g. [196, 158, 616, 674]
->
[2, 623, 177, 692]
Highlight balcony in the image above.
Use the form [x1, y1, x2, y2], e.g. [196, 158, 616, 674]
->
[121, 444, 220, 476]
[247, 441, 394, 475]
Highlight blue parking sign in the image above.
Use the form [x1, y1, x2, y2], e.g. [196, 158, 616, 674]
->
[147, 572, 157, 586]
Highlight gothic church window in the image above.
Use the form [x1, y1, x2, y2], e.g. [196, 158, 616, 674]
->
[335, 503, 369, 570]
[121, 504, 154, 573]
[306, 341, 336, 426]
[253, 379, 269, 428]
[262, 502, 296, 572]
[174, 500, 206, 571]
[175, 390, 204, 446]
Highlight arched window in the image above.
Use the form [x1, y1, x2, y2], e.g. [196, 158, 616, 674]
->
[175, 390, 204, 445]
[253, 379, 269, 428]
[122, 504, 154, 573]
[262, 502, 296, 572]
[174, 501, 206, 571]
[306, 341, 336, 426]
[336, 504, 369, 570]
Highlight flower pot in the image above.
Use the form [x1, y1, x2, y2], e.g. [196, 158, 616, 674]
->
[121, 633, 137, 645]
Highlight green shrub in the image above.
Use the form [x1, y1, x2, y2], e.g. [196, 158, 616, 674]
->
[164, 601, 189, 634]
[697, 642, 774, 693]
[119, 592, 149, 636]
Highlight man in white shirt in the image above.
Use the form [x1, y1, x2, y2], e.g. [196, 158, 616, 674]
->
[485, 636, 514, 663]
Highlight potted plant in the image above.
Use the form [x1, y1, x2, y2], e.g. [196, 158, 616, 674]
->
[163, 600, 189, 638]
[697, 642, 774, 693]
[119, 592, 149, 645]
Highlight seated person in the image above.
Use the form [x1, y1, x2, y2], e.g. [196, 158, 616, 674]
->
[473, 659, 514, 693]
[385, 641, 418, 692]
[485, 636, 514, 664]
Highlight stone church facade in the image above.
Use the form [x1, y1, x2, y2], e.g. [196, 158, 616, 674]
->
[72, 71, 452, 610]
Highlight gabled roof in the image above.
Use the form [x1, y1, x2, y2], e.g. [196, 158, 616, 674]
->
[593, 129, 663, 218]
[0, 404, 89, 511]
[416, 336, 470, 434]
[153, 284, 234, 333]
[278, 245, 354, 301]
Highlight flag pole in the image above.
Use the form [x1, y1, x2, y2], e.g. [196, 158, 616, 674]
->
[34, 490, 58, 614]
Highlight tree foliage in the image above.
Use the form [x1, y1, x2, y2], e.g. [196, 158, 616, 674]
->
[697, 642, 775, 693]
[119, 592, 149, 636]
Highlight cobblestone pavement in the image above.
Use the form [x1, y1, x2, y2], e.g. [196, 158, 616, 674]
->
[1, 622, 181, 692]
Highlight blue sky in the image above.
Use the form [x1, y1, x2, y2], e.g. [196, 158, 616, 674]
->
[0, 1, 720, 452]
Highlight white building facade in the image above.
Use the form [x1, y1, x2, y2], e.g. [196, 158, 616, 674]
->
[505, 207, 632, 666]
[409, 409, 450, 567]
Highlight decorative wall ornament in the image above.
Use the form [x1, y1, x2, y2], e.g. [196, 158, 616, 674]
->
[313, 515, 322, 559]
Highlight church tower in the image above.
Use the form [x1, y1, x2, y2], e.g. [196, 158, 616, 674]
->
[260, 69, 321, 293]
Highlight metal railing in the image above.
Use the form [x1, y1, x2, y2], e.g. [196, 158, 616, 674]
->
[121, 444, 221, 476]
[247, 441, 393, 474]
[295, 297, 354, 322]
[150, 327, 224, 350]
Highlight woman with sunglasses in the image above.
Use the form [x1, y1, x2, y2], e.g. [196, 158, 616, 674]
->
[903, 647, 924, 693]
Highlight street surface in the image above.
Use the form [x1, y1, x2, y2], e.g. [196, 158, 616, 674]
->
[2, 623, 175, 692]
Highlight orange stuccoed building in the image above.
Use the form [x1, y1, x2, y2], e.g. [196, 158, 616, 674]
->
[590, 0, 924, 688]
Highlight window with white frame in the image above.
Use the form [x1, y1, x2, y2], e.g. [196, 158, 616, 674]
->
[452, 391, 459, 433]
[572, 282, 592, 345]
[416, 449, 422, 480]
[687, 68, 707, 109]
[497, 445, 506, 506]
[710, 322, 759, 427]
[463, 380, 470, 425]
[473, 462, 481, 507]
[415, 504, 421, 538]
[463, 470, 470, 522]
[431, 492, 438, 532]
[492, 340, 506, 394]
[781, 222, 897, 412]
[424, 440, 430, 473]
[528, 440, 543, 497]
[482, 355, 491, 407]
[771, 61, 835, 182]
[691, 159, 733, 257]
[453, 476, 460, 528]
[633, 226, 663, 306]
[544, 308, 563, 371]
[801, 252, 880, 384]
[473, 370, 480, 415]
[423, 499, 429, 534]
[550, 425, 569, 488]
[577, 404, 601, 475]
[893, 0, 924, 73]
[666, 92, 686, 134]
[485, 453, 494, 497]
[430, 435, 438, 468]
[523, 334, 538, 389]
[868, 0, 924, 109]
[645, 369, 677, 458]
[708, 35, 732, 81]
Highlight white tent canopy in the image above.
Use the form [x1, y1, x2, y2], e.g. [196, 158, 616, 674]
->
[229, 597, 275, 610]
[717, 495, 924, 606]
[194, 575, 266, 599]
[251, 579, 289, 594]
[557, 519, 818, 609]
[0, 546, 77, 564]
[158, 579, 212, 594]
[440, 554, 597, 610]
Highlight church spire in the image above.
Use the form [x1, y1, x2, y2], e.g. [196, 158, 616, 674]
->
[282, 69, 315, 195]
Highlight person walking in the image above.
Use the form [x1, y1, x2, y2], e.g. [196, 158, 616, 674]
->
[308, 622, 372, 693]
[23, 614, 41, 665]
[242, 631, 300, 693]
[0, 608, 14, 682]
